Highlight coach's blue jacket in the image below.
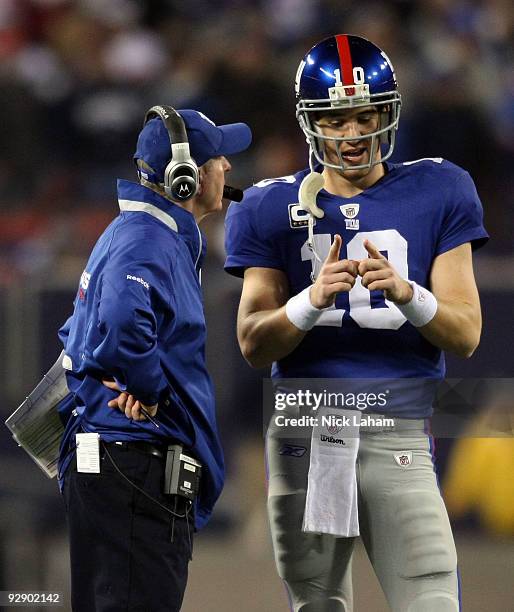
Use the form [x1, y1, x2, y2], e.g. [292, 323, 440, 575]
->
[57, 179, 224, 529]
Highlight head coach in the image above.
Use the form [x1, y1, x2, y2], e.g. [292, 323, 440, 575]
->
[56, 105, 252, 611]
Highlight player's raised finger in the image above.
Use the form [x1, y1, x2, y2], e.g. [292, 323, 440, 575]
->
[363, 239, 384, 260]
[325, 234, 342, 263]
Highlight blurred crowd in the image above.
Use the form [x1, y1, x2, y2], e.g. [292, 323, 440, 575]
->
[0, 0, 513, 286]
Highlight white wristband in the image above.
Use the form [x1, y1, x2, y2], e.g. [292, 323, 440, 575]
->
[285, 287, 326, 331]
[395, 281, 438, 327]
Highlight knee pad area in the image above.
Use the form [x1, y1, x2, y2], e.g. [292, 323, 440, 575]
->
[269, 492, 333, 582]
[391, 490, 457, 578]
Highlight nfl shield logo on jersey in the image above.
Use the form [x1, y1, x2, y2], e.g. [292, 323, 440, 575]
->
[340, 203, 360, 230]
[340, 203, 360, 218]
[394, 451, 413, 467]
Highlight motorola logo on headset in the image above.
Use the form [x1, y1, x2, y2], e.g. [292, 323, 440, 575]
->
[143, 105, 199, 201]
[178, 183, 191, 196]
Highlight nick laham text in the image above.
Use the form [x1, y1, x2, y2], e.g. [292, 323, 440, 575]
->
[274, 414, 395, 428]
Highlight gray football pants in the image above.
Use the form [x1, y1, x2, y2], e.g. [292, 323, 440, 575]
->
[266, 419, 460, 612]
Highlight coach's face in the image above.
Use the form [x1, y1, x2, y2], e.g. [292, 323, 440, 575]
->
[315, 106, 381, 178]
[195, 156, 231, 220]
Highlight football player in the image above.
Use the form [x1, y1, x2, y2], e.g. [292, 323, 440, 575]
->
[224, 35, 488, 611]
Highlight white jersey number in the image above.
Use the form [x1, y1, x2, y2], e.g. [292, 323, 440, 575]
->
[301, 230, 408, 330]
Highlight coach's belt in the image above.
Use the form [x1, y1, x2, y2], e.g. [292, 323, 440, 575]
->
[104, 440, 166, 459]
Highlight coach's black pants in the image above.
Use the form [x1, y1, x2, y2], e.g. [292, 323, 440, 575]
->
[63, 443, 193, 612]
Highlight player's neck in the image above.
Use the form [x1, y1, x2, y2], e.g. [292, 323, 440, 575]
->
[322, 162, 385, 198]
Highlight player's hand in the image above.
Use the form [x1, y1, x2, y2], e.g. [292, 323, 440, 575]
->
[102, 379, 158, 421]
[310, 234, 359, 308]
[358, 239, 413, 304]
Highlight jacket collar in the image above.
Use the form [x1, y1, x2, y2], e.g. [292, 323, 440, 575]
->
[117, 179, 206, 271]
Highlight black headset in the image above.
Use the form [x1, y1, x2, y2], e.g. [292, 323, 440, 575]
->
[143, 105, 199, 201]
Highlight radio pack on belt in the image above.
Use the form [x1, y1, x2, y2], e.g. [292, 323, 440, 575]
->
[164, 444, 202, 500]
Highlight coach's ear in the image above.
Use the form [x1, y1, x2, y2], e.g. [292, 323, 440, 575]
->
[195, 163, 209, 197]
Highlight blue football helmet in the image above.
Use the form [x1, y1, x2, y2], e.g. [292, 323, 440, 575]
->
[295, 34, 402, 171]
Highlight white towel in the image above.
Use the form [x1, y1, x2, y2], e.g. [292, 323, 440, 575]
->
[302, 407, 360, 537]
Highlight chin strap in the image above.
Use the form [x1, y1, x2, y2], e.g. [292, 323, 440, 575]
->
[299, 149, 326, 280]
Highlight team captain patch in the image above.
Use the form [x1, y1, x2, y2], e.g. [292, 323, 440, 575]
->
[288, 203, 316, 229]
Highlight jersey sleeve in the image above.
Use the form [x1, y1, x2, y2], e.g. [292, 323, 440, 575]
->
[91, 240, 173, 406]
[224, 189, 284, 277]
[435, 171, 489, 256]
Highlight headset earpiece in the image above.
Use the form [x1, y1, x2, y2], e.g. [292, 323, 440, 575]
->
[163, 148, 198, 201]
[143, 105, 199, 201]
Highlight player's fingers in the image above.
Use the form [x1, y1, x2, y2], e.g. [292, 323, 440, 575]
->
[330, 259, 359, 276]
[328, 281, 354, 295]
[117, 392, 128, 411]
[345, 259, 359, 276]
[358, 257, 386, 276]
[325, 234, 342, 263]
[361, 269, 391, 288]
[363, 239, 384, 260]
[328, 272, 357, 287]
[366, 279, 392, 292]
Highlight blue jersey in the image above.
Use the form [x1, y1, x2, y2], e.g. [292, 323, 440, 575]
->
[224, 159, 488, 417]
[58, 179, 224, 528]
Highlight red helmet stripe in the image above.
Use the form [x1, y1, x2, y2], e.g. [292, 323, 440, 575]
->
[335, 34, 354, 84]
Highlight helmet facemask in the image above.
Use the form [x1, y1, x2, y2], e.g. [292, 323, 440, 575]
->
[297, 91, 401, 172]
